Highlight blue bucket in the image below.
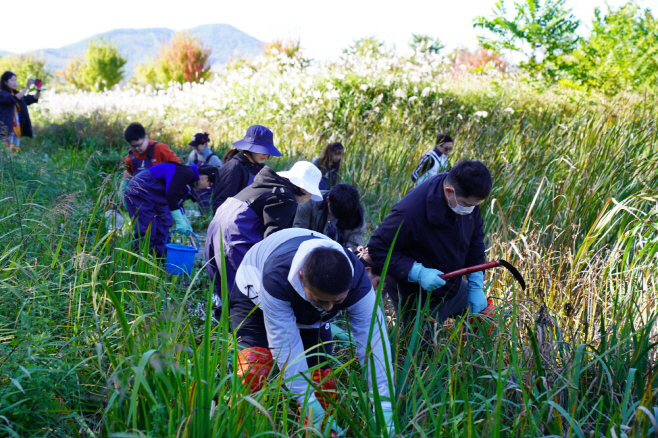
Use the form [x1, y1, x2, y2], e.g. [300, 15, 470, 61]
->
[165, 232, 200, 276]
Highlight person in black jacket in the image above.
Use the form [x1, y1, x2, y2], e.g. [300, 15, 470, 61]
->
[210, 125, 282, 214]
[205, 161, 323, 308]
[0, 71, 41, 149]
[368, 160, 492, 325]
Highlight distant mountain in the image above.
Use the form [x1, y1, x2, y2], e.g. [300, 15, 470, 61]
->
[0, 24, 262, 76]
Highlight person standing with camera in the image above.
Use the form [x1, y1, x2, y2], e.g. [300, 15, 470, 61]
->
[0, 71, 42, 151]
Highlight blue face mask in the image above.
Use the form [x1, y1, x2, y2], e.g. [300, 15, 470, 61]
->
[447, 188, 475, 215]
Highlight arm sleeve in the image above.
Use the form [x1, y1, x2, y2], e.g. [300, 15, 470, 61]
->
[259, 286, 317, 404]
[165, 166, 195, 211]
[347, 288, 394, 410]
[464, 209, 486, 267]
[367, 208, 417, 282]
[24, 95, 38, 105]
[344, 221, 366, 252]
[411, 153, 434, 182]
[211, 166, 244, 213]
[187, 151, 195, 165]
[292, 201, 313, 229]
[155, 143, 181, 164]
[209, 155, 223, 167]
[0, 92, 18, 106]
[124, 155, 133, 175]
[262, 197, 298, 238]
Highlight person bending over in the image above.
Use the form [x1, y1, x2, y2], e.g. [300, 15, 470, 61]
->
[229, 228, 395, 436]
[293, 183, 366, 252]
[124, 162, 215, 256]
[369, 160, 492, 326]
[205, 161, 322, 310]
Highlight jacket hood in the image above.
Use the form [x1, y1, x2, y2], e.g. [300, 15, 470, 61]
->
[252, 166, 295, 191]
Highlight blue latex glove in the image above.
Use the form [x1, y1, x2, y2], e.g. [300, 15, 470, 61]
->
[466, 271, 487, 313]
[382, 409, 395, 437]
[408, 262, 446, 291]
[119, 179, 130, 202]
[330, 323, 351, 343]
[305, 399, 344, 436]
[170, 209, 192, 233]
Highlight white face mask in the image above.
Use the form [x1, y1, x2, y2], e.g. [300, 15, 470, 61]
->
[447, 189, 475, 215]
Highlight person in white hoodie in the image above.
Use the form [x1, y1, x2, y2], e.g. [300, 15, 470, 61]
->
[230, 228, 395, 437]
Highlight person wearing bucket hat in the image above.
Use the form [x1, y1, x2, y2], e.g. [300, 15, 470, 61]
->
[187, 133, 222, 168]
[210, 125, 282, 214]
[205, 161, 321, 312]
[125, 162, 216, 256]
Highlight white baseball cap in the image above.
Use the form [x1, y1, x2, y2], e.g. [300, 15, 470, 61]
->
[278, 161, 323, 201]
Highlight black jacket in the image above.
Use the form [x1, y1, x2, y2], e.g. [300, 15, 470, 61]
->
[368, 173, 485, 300]
[234, 166, 298, 238]
[211, 153, 264, 213]
[0, 90, 37, 139]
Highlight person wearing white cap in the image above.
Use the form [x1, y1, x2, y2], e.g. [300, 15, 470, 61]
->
[204, 161, 322, 314]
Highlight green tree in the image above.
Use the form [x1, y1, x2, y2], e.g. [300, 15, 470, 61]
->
[59, 40, 126, 92]
[410, 34, 445, 54]
[572, 4, 658, 93]
[0, 54, 51, 87]
[474, 0, 580, 77]
[134, 32, 212, 86]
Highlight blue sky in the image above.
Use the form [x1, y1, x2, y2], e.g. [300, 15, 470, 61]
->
[2, 0, 656, 60]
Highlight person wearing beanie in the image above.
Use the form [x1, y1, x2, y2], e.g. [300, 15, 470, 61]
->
[411, 133, 454, 185]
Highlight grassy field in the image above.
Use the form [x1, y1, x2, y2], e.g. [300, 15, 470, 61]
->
[1, 51, 657, 437]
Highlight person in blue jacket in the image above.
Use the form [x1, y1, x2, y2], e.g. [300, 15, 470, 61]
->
[205, 161, 322, 310]
[125, 162, 215, 256]
[230, 228, 395, 437]
[368, 160, 492, 325]
[210, 125, 282, 214]
[0, 71, 41, 149]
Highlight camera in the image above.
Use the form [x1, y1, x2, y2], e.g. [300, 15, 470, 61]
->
[35, 79, 42, 88]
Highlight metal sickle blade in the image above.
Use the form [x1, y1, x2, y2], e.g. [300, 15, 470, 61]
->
[498, 259, 526, 291]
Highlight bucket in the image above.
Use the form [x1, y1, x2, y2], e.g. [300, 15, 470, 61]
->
[165, 232, 200, 276]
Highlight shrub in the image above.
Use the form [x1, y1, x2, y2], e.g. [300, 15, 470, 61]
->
[58, 40, 127, 92]
[0, 54, 51, 87]
[410, 34, 445, 54]
[134, 32, 212, 86]
[570, 4, 658, 94]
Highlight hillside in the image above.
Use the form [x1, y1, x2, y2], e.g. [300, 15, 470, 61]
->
[0, 24, 262, 75]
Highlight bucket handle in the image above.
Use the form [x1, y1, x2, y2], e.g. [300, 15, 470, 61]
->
[166, 231, 200, 250]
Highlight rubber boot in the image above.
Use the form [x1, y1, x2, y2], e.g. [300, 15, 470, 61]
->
[312, 368, 337, 410]
[237, 347, 273, 392]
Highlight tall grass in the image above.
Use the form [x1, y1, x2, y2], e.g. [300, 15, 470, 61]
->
[1, 59, 657, 437]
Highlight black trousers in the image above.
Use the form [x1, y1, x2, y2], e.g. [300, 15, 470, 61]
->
[228, 284, 333, 368]
[386, 276, 470, 324]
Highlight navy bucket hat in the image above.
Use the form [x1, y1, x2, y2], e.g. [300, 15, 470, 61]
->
[232, 125, 282, 156]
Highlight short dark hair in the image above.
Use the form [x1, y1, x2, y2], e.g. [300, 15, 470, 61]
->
[124, 123, 146, 143]
[436, 133, 453, 145]
[1, 71, 16, 93]
[198, 165, 219, 184]
[327, 184, 363, 230]
[302, 247, 353, 295]
[446, 160, 492, 200]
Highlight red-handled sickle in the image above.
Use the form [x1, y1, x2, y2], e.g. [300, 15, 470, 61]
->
[439, 259, 526, 291]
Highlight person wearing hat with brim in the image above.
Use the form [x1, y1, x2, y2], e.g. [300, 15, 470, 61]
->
[210, 125, 282, 214]
[187, 132, 222, 168]
[205, 161, 322, 312]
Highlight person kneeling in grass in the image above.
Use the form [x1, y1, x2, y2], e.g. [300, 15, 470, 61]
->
[293, 183, 366, 252]
[124, 162, 215, 256]
[230, 228, 395, 436]
[369, 160, 492, 330]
